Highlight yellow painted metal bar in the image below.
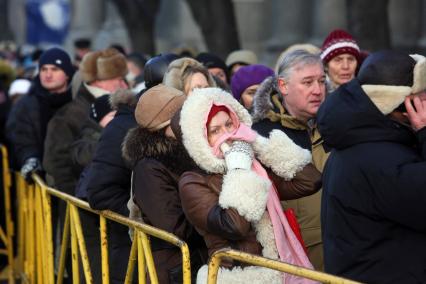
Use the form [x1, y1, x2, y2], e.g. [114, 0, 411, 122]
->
[24, 174, 193, 284]
[38, 177, 55, 284]
[207, 249, 361, 284]
[26, 182, 35, 283]
[180, 242, 191, 284]
[57, 205, 70, 284]
[34, 183, 44, 284]
[124, 232, 138, 284]
[31, 183, 36, 284]
[70, 208, 80, 284]
[69, 204, 93, 284]
[14, 173, 34, 283]
[139, 231, 158, 284]
[99, 215, 109, 284]
[136, 230, 146, 283]
[0, 227, 7, 244]
[16, 173, 26, 277]
[1, 145, 14, 283]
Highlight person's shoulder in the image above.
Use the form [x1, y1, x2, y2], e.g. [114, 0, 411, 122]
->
[179, 170, 206, 185]
[136, 158, 167, 172]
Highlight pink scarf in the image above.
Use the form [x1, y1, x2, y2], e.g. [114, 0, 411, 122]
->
[208, 105, 315, 283]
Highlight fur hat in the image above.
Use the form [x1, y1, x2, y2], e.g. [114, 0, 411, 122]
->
[162, 57, 215, 91]
[39, 47, 74, 78]
[135, 84, 186, 131]
[225, 50, 258, 68]
[231, 64, 274, 101]
[358, 50, 426, 115]
[79, 48, 128, 83]
[320, 29, 360, 64]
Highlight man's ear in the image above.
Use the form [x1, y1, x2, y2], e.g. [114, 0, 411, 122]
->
[277, 77, 287, 96]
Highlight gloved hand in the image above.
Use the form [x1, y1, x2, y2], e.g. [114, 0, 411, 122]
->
[20, 157, 42, 181]
[221, 140, 254, 171]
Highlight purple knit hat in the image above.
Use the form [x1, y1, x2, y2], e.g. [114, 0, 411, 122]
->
[231, 64, 274, 101]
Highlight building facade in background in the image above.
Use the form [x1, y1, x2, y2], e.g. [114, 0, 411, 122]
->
[5, 0, 426, 67]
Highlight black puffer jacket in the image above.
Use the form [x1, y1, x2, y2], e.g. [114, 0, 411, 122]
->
[317, 79, 426, 283]
[6, 77, 72, 167]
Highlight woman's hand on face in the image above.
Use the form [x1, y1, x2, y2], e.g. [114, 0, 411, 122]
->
[223, 141, 254, 171]
[404, 92, 426, 131]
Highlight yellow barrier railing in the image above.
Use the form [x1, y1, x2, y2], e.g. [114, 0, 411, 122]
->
[1, 144, 359, 283]
[21, 173, 192, 284]
[207, 249, 361, 284]
[0, 145, 14, 284]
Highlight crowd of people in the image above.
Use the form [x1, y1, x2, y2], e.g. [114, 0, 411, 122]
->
[0, 28, 425, 284]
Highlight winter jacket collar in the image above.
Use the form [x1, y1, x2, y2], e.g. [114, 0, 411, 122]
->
[122, 126, 196, 175]
[317, 79, 416, 150]
[252, 83, 308, 131]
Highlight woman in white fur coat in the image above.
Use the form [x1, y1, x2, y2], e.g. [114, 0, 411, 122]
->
[174, 87, 322, 283]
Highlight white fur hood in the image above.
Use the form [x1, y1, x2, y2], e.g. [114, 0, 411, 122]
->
[179, 87, 312, 179]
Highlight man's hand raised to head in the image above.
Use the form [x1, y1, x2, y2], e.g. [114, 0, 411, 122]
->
[404, 91, 426, 131]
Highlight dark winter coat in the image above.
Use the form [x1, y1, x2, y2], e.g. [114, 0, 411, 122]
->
[85, 90, 138, 215]
[85, 90, 139, 284]
[122, 127, 206, 283]
[6, 76, 72, 167]
[317, 79, 426, 283]
[71, 119, 102, 169]
[72, 119, 102, 199]
[43, 84, 97, 194]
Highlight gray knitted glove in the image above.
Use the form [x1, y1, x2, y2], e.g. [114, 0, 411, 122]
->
[20, 157, 42, 181]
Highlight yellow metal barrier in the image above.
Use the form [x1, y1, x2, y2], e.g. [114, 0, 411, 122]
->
[2, 143, 359, 284]
[0, 145, 15, 283]
[23, 173, 192, 284]
[207, 249, 361, 284]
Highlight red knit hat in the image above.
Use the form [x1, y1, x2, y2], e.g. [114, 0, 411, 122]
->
[320, 29, 360, 64]
[206, 105, 230, 128]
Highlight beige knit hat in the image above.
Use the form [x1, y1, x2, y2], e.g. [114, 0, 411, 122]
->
[79, 48, 128, 83]
[135, 84, 186, 131]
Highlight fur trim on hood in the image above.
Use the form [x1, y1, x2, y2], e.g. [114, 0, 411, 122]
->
[179, 87, 252, 174]
[251, 76, 280, 123]
[179, 87, 311, 178]
[122, 126, 196, 174]
[110, 89, 138, 109]
[362, 54, 426, 115]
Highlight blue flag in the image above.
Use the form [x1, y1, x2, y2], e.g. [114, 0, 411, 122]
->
[26, 0, 70, 45]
